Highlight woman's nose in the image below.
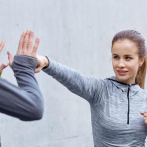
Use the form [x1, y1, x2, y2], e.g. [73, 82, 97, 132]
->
[117, 60, 125, 68]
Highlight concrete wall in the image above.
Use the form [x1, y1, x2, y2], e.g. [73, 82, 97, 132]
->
[0, 0, 147, 146]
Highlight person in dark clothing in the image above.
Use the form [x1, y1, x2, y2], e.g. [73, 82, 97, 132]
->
[0, 29, 44, 121]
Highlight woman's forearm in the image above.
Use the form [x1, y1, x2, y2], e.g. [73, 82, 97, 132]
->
[42, 57, 103, 104]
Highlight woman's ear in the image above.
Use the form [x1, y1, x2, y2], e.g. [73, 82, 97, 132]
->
[139, 57, 145, 66]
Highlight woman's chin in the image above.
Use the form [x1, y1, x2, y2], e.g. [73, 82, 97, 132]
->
[115, 75, 129, 83]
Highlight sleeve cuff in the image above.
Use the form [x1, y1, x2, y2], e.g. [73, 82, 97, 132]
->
[12, 55, 37, 71]
[42, 57, 53, 73]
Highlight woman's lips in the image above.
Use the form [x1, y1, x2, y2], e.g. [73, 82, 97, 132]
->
[117, 70, 128, 76]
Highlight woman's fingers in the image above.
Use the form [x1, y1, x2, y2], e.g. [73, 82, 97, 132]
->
[27, 31, 34, 51]
[140, 112, 144, 115]
[35, 57, 43, 73]
[35, 67, 41, 73]
[0, 61, 9, 75]
[22, 30, 30, 52]
[32, 38, 40, 57]
[7, 51, 14, 67]
[0, 41, 5, 55]
[144, 116, 147, 124]
[17, 32, 25, 54]
[0, 42, 8, 74]
[141, 111, 147, 124]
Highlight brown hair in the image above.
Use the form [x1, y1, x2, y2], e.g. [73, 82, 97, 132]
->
[112, 30, 147, 89]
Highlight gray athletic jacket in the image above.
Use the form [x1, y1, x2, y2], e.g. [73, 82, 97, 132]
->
[43, 57, 147, 147]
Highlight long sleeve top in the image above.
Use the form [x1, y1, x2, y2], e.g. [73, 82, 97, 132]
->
[0, 55, 44, 121]
[43, 57, 147, 147]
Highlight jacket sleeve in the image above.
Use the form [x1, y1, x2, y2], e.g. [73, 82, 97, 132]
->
[0, 55, 44, 121]
[43, 57, 105, 104]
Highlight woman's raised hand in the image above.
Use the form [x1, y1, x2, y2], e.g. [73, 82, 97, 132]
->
[7, 30, 40, 67]
[0, 41, 9, 75]
[35, 55, 49, 73]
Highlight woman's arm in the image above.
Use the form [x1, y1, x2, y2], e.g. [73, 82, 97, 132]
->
[36, 55, 105, 104]
[0, 30, 44, 121]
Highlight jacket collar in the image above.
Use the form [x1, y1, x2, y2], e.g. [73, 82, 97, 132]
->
[107, 76, 141, 92]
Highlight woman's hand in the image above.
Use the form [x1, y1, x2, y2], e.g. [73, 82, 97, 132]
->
[35, 55, 49, 73]
[140, 111, 147, 124]
[7, 30, 40, 67]
[0, 41, 9, 75]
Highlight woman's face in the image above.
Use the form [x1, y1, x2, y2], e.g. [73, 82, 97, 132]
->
[112, 39, 144, 84]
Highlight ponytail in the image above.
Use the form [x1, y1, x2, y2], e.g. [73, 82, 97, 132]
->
[135, 57, 147, 89]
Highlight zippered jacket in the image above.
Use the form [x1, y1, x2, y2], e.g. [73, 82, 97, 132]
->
[43, 57, 147, 147]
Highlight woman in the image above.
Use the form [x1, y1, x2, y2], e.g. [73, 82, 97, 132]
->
[10, 30, 147, 146]
[0, 30, 44, 121]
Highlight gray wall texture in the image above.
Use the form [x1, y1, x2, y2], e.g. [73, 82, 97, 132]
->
[0, 0, 147, 147]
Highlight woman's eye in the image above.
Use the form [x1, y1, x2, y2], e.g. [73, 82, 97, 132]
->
[126, 57, 132, 60]
[113, 56, 119, 59]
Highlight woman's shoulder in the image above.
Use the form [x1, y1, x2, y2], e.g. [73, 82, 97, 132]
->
[135, 88, 147, 100]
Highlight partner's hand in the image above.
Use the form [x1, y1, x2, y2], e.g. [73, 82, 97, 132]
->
[35, 55, 49, 73]
[7, 29, 40, 67]
[0, 41, 9, 75]
[140, 111, 147, 124]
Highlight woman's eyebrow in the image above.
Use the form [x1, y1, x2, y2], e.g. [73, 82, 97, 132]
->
[124, 54, 133, 56]
[112, 54, 133, 56]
